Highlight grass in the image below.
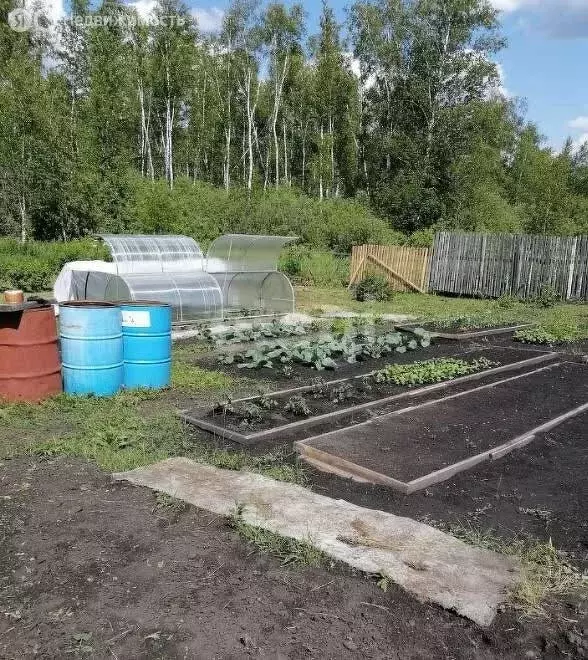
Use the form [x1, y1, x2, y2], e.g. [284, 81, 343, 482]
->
[152, 491, 188, 515]
[172, 362, 236, 393]
[443, 522, 586, 617]
[0, 339, 307, 483]
[295, 287, 588, 331]
[229, 503, 328, 567]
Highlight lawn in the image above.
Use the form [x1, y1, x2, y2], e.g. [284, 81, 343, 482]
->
[1, 287, 586, 470]
[295, 286, 588, 331]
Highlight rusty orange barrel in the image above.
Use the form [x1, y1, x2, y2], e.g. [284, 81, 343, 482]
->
[0, 304, 62, 402]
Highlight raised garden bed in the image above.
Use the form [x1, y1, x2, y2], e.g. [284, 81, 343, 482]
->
[197, 334, 533, 388]
[296, 361, 588, 494]
[400, 321, 533, 340]
[180, 348, 559, 445]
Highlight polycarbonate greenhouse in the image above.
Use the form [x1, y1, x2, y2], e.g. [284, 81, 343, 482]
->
[53, 233, 297, 323]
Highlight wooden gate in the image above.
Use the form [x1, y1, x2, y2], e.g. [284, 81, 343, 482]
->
[349, 245, 430, 293]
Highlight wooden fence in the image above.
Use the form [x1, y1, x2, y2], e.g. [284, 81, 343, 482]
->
[428, 232, 588, 300]
[349, 244, 431, 293]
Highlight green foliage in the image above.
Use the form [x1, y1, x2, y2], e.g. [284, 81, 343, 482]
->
[284, 395, 312, 417]
[219, 328, 432, 371]
[280, 246, 350, 287]
[0, 238, 109, 292]
[330, 317, 350, 334]
[514, 322, 585, 345]
[31, 394, 186, 472]
[127, 180, 392, 254]
[354, 274, 394, 302]
[1, 0, 587, 244]
[371, 358, 498, 386]
[531, 285, 560, 309]
[211, 320, 307, 346]
[171, 363, 235, 393]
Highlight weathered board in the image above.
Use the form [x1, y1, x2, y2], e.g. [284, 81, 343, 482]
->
[428, 232, 588, 300]
[349, 244, 430, 293]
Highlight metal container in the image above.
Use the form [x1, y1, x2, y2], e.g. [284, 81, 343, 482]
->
[119, 301, 172, 389]
[0, 304, 62, 402]
[59, 302, 123, 396]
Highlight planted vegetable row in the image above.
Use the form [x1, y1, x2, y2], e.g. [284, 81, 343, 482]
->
[218, 328, 432, 371]
[212, 357, 499, 427]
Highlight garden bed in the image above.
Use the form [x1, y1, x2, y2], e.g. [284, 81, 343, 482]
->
[181, 348, 559, 444]
[296, 361, 588, 493]
[400, 322, 533, 340]
[196, 335, 542, 388]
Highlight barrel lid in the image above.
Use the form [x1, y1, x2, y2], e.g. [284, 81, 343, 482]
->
[116, 300, 172, 308]
[0, 301, 48, 313]
[60, 301, 120, 309]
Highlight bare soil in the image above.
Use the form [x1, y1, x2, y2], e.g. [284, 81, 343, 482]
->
[308, 362, 588, 482]
[306, 413, 588, 569]
[1, 458, 587, 659]
[195, 345, 554, 435]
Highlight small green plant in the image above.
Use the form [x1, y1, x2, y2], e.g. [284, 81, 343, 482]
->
[514, 322, 584, 345]
[330, 317, 349, 335]
[212, 399, 235, 416]
[354, 274, 394, 302]
[371, 357, 497, 386]
[496, 294, 519, 309]
[532, 285, 560, 309]
[258, 395, 279, 410]
[284, 395, 312, 417]
[329, 383, 355, 404]
[213, 320, 307, 347]
[239, 403, 264, 425]
[309, 377, 327, 398]
[281, 364, 294, 378]
[375, 572, 391, 592]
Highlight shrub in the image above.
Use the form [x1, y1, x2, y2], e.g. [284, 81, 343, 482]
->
[280, 246, 349, 287]
[125, 178, 395, 254]
[354, 274, 394, 302]
[0, 238, 108, 292]
[531, 285, 560, 309]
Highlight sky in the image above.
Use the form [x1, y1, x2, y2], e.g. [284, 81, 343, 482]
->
[34, 0, 588, 151]
[188, 0, 588, 152]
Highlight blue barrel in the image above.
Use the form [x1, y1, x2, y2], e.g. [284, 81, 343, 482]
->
[119, 301, 172, 389]
[59, 302, 123, 396]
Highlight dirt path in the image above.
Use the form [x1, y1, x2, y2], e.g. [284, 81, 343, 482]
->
[1, 458, 586, 659]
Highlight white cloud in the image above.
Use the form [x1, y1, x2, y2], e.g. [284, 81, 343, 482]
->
[493, 62, 510, 98]
[129, 0, 156, 20]
[490, 0, 588, 38]
[490, 0, 532, 12]
[568, 116, 588, 131]
[192, 7, 224, 34]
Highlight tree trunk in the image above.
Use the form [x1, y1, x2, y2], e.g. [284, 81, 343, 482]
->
[282, 118, 288, 184]
[20, 194, 27, 243]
